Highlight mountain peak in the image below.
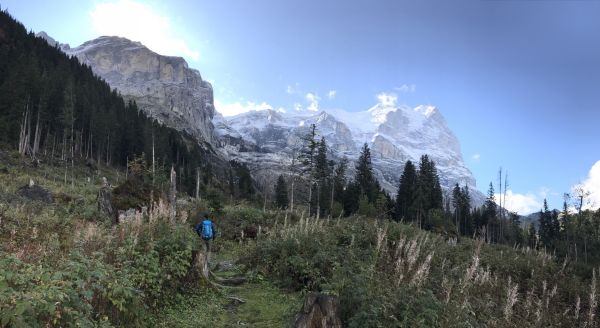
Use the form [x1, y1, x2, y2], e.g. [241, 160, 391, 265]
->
[414, 105, 438, 118]
[35, 31, 70, 50]
[64, 35, 216, 145]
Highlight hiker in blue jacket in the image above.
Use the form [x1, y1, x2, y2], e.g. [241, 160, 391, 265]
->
[195, 213, 217, 253]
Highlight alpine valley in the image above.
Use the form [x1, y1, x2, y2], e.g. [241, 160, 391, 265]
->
[39, 32, 485, 205]
[3, 6, 599, 328]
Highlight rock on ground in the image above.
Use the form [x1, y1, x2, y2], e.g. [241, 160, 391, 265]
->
[17, 184, 53, 203]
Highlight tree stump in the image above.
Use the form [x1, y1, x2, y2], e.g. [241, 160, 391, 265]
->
[97, 177, 114, 222]
[294, 292, 342, 328]
[191, 249, 210, 284]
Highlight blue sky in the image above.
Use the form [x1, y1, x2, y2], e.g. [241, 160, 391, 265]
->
[3, 0, 600, 213]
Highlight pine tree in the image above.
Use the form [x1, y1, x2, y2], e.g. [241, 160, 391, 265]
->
[313, 138, 330, 216]
[538, 199, 561, 249]
[482, 182, 497, 240]
[342, 181, 361, 216]
[411, 155, 443, 229]
[539, 199, 553, 247]
[332, 157, 348, 207]
[355, 143, 376, 202]
[509, 212, 524, 245]
[274, 175, 289, 209]
[452, 184, 472, 235]
[314, 138, 329, 181]
[418, 155, 443, 211]
[527, 223, 537, 249]
[452, 183, 462, 232]
[298, 124, 318, 212]
[394, 160, 417, 221]
[461, 185, 472, 235]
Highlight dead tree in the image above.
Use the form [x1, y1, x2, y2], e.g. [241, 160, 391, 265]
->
[18, 98, 31, 156]
[196, 167, 201, 199]
[32, 110, 41, 159]
[169, 166, 177, 220]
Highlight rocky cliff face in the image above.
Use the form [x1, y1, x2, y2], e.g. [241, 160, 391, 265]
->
[64, 36, 216, 146]
[216, 106, 485, 205]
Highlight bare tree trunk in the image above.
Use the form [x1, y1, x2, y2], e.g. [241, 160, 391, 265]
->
[50, 134, 55, 164]
[170, 166, 177, 220]
[263, 190, 268, 212]
[308, 178, 313, 216]
[71, 131, 75, 188]
[97, 141, 101, 177]
[316, 181, 320, 219]
[44, 129, 50, 157]
[64, 140, 68, 186]
[105, 133, 110, 166]
[330, 180, 335, 214]
[290, 177, 295, 213]
[498, 168, 503, 242]
[18, 101, 31, 156]
[86, 129, 92, 159]
[196, 168, 200, 199]
[585, 236, 588, 264]
[152, 129, 155, 184]
[79, 127, 84, 158]
[456, 207, 460, 236]
[32, 110, 41, 158]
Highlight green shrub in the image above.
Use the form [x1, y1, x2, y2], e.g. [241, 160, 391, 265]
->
[0, 252, 143, 327]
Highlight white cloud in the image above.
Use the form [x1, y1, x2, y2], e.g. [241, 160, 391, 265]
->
[376, 92, 398, 107]
[305, 92, 320, 112]
[572, 160, 600, 210]
[394, 84, 416, 93]
[496, 190, 542, 215]
[214, 99, 273, 117]
[90, 0, 200, 61]
[286, 83, 300, 95]
[327, 90, 337, 99]
[293, 103, 302, 111]
[472, 154, 481, 162]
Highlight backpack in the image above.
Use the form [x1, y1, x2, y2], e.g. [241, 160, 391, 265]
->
[200, 219, 213, 240]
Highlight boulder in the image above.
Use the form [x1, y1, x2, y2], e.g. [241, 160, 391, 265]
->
[17, 181, 53, 203]
[294, 292, 342, 328]
[243, 225, 258, 239]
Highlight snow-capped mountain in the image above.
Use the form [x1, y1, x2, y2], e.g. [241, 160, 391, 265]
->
[217, 106, 485, 205]
[36, 32, 483, 204]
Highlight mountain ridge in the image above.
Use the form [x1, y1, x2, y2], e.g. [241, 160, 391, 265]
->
[217, 105, 485, 205]
[36, 31, 484, 205]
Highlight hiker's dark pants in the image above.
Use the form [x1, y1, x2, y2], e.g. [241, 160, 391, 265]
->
[202, 239, 212, 253]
